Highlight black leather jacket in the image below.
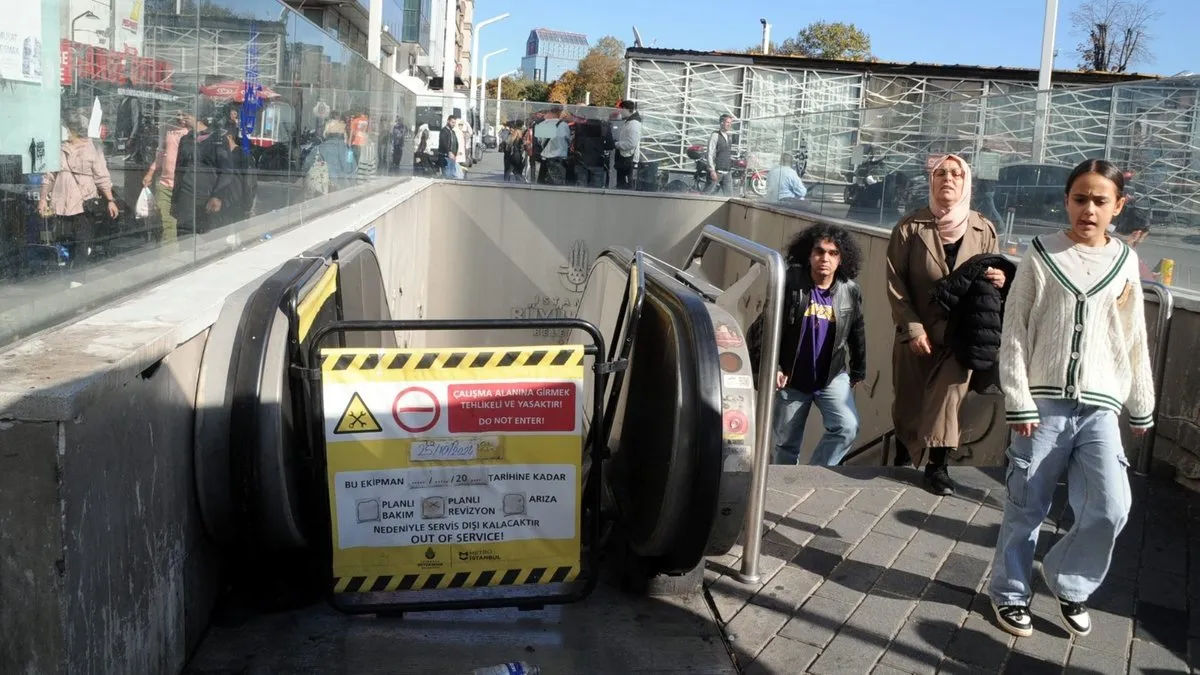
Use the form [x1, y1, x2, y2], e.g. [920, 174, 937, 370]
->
[747, 268, 867, 387]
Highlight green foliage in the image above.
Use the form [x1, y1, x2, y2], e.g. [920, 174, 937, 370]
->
[774, 21, 873, 61]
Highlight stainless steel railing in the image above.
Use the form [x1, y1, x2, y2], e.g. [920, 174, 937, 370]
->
[682, 224, 786, 584]
[1135, 280, 1175, 475]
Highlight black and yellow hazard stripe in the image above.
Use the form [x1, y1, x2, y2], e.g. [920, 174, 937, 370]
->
[321, 346, 585, 372]
[333, 566, 579, 593]
[296, 264, 339, 343]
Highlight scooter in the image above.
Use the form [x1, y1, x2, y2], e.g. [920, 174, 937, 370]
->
[680, 144, 767, 197]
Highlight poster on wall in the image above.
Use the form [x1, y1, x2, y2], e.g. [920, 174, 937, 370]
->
[0, 0, 43, 84]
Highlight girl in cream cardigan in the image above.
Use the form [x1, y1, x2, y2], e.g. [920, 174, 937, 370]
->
[987, 159, 1155, 639]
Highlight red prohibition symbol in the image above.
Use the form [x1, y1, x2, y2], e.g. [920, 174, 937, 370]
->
[392, 386, 441, 433]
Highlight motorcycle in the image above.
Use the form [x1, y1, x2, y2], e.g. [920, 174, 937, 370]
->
[843, 154, 887, 205]
[679, 144, 768, 197]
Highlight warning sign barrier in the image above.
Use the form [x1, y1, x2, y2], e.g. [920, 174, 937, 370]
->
[320, 344, 586, 592]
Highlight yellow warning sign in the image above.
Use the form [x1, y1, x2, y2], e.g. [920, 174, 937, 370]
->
[333, 392, 382, 434]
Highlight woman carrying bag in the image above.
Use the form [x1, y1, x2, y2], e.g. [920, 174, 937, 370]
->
[38, 110, 120, 265]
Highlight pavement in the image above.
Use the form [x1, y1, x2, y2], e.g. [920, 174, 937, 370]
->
[184, 466, 1200, 674]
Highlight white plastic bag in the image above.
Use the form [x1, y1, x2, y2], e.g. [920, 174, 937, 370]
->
[135, 187, 153, 219]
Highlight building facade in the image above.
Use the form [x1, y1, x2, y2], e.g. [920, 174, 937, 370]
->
[520, 29, 588, 83]
[625, 48, 1200, 216]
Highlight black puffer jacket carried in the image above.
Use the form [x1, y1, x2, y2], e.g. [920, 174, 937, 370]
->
[930, 253, 1019, 373]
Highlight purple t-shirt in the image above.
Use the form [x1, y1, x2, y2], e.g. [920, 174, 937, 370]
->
[789, 285, 836, 394]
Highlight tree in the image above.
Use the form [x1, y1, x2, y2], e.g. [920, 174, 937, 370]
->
[1071, 0, 1160, 72]
[483, 77, 551, 103]
[592, 35, 626, 61]
[572, 36, 626, 106]
[548, 71, 582, 104]
[774, 21, 872, 60]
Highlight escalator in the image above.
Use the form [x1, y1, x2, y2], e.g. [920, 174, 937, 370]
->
[192, 229, 759, 609]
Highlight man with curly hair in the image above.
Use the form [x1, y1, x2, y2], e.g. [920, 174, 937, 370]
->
[748, 224, 867, 466]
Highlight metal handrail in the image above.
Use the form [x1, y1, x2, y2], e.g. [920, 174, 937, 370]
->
[683, 224, 786, 585]
[1135, 280, 1175, 475]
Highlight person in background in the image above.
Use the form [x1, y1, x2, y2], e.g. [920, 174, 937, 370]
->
[706, 113, 735, 196]
[38, 108, 120, 264]
[357, 131, 380, 182]
[454, 117, 470, 177]
[171, 100, 236, 237]
[143, 104, 190, 244]
[437, 114, 461, 179]
[987, 159, 1153, 640]
[885, 153, 1005, 495]
[613, 100, 643, 190]
[765, 152, 807, 205]
[412, 122, 432, 175]
[389, 117, 407, 175]
[303, 118, 357, 193]
[347, 110, 369, 163]
[747, 224, 866, 466]
[534, 106, 572, 186]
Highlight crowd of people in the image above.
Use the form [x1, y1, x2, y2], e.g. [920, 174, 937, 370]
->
[746, 153, 1154, 642]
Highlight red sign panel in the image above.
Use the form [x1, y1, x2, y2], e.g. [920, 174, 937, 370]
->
[447, 382, 576, 433]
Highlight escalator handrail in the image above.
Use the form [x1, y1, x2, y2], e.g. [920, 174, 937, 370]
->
[1135, 280, 1175, 475]
[683, 224, 787, 586]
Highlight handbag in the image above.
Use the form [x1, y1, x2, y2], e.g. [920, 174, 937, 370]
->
[64, 162, 111, 221]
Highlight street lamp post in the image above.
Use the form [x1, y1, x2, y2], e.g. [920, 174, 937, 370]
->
[478, 48, 507, 133]
[469, 13, 510, 120]
[495, 69, 518, 134]
[71, 10, 99, 43]
[1032, 0, 1060, 164]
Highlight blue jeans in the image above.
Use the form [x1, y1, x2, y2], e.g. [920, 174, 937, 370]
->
[442, 157, 460, 179]
[988, 399, 1132, 605]
[772, 372, 859, 466]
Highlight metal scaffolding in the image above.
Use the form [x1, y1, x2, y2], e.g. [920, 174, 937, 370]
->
[628, 52, 1200, 217]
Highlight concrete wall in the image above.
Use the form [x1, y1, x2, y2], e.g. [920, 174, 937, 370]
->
[0, 180, 434, 675]
[423, 183, 730, 348]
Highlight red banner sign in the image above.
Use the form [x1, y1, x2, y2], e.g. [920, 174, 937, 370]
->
[59, 40, 174, 90]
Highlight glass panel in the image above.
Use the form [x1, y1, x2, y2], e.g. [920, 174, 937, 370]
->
[0, 0, 414, 347]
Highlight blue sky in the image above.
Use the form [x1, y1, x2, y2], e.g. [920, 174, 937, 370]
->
[475, 0, 1197, 78]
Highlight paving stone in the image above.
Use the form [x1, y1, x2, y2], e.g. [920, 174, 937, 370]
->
[825, 505, 887, 546]
[748, 563, 823, 617]
[878, 620, 954, 675]
[872, 664, 912, 675]
[794, 487, 856, 520]
[933, 553, 991, 595]
[743, 635, 819, 675]
[1071, 608, 1134, 657]
[848, 531, 911, 569]
[1001, 650, 1065, 675]
[873, 567, 931, 600]
[942, 615, 1012, 672]
[762, 488, 805, 529]
[1129, 637, 1189, 672]
[1090, 575, 1137, 616]
[1138, 571, 1188, 611]
[847, 593, 916, 641]
[705, 569, 760, 625]
[953, 502, 1004, 561]
[872, 488, 941, 540]
[779, 594, 858, 649]
[790, 535, 852, 578]
[1107, 543, 1143, 582]
[724, 594, 792, 659]
[813, 558, 877, 607]
[910, 582, 973, 626]
[922, 497, 983, 543]
[1066, 645, 1127, 675]
[893, 530, 957, 579]
[1133, 602, 1188, 655]
[1140, 540, 1187, 578]
[847, 488, 905, 517]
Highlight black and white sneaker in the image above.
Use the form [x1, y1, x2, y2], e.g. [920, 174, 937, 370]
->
[1056, 598, 1091, 636]
[991, 600, 1034, 637]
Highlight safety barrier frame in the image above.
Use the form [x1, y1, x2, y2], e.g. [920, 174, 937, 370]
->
[1135, 281, 1175, 475]
[682, 224, 787, 585]
[300, 318, 610, 614]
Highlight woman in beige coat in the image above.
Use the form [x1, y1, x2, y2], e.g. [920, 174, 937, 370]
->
[886, 154, 1006, 495]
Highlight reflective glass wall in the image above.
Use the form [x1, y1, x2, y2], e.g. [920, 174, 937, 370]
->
[730, 76, 1200, 292]
[0, 0, 415, 346]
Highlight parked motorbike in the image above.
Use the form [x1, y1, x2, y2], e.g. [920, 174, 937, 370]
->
[843, 154, 887, 205]
[681, 144, 767, 197]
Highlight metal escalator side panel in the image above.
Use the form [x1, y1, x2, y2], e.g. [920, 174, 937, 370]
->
[226, 258, 327, 553]
[702, 303, 755, 556]
[331, 241, 397, 348]
[610, 267, 724, 571]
